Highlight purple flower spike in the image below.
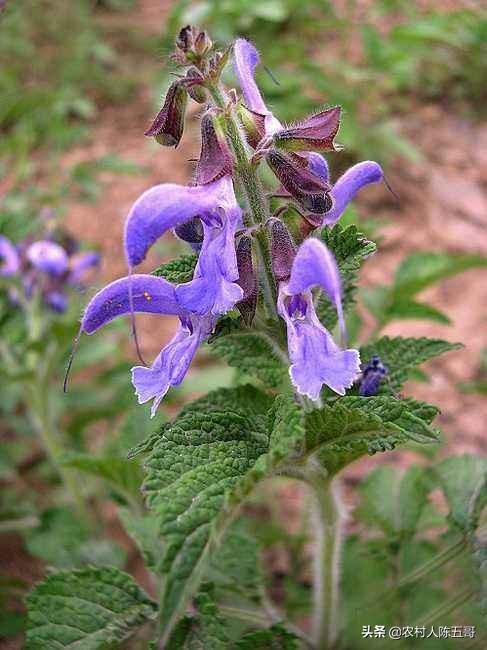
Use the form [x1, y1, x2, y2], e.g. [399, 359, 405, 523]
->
[322, 161, 383, 226]
[26, 240, 69, 277]
[278, 287, 360, 400]
[287, 238, 345, 341]
[132, 314, 215, 417]
[0, 236, 20, 277]
[81, 274, 181, 335]
[233, 39, 282, 135]
[175, 207, 244, 315]
[124, 175, 236, 267]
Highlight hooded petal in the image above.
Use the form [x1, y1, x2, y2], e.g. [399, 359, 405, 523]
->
[26, 240, 69, 277]
[322, 161, 383, 226]
[131, 314, 215, 417]
[288, 238, 345, 341]
[0, 236, 20, 276]
[233, 39, 282, 135]
[81, 274, 181, 334]
[175, 206, 244, 315]
[68, 251, 100, 285]
[278, 286, 360, 400]
[124, 176, 237, 267]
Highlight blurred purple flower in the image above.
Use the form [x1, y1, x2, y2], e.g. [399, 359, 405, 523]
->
[0, 235, 20, 276]
[277, 238, 360, 400]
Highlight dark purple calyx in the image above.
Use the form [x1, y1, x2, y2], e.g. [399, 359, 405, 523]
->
[174, 217, 204, 252]
[268, 218, 296, 282]
[235, 235, 258, 325]
[266, 150, 333, 214]
[175, 25, 213, 63]
[236, 103, 267, 149]
[273, 106, 342, 153]
[144, 81, 188, 147]
[196, 110, 233, 185]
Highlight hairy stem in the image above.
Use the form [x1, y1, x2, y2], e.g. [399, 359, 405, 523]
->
[207, 83, 278, 319]
[307, 463, 343, 649]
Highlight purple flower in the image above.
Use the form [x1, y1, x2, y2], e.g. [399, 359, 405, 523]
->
[81, 274, 213, 416]
[0, 236, 20, 276]
[277, 238, 360, 400]
[26, 240, 69, 277]
[68, 251, 101, 286]
[321, 161, 383, 227]
[124, 175, 243, 316]
[232, 39, 383, 224]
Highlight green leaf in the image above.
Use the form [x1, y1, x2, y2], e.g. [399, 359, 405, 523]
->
[393, 251, 487, 296]
[143, 385, 273, 641]
[26, 566, 156, 649]
[435, 455, 487, 532]
[317, 224, 376, 330]
[152, 254, 198, 284]
[235, 624, 301, 649]
[398, 465, 429, 536]
[118, 508, 162, 571]
[209, 318, 288, 389]
[384, 299, 451, 324]
[360, 336, 463, 392]
[306, 396, 439, 475]
[63, 454, 143, 500]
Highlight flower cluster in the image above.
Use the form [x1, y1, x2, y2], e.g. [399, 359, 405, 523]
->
[0, 231, 99, 314]
[79, 29, 384, 416]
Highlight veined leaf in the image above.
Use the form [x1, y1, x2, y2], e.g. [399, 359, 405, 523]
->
[209, 318, 288, 389]
[360, 336, 462, 391]
[62, 454, 143, 500]
[152, 253, 197, 284]
[317, 224, 376, 331]
[144, 385, 273, 641]
[26, 566, 156, 649]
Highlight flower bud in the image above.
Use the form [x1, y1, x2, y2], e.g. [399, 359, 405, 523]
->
[174, 217, 204, 252]
[236, 103, 266, 149]
[196, 110, 233, 185]
[144, 81, 188, 147]
[235, 235, 257, 325]
[176, 25, 212, 63]
[266, 150, 333, 214]
[268, 218, 296, 282]
[273, 106, 342, 153]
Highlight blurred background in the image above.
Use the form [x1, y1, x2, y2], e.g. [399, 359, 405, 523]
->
[1, 0, 486, 647]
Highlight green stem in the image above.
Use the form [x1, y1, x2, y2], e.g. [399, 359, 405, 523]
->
[418, 587, 475, 628]
[307, 463, 343, 649]
[207, 82, 278, 320]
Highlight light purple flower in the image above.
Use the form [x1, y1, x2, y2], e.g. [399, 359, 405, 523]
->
[81, 274, 213, 415]
[26, 240, 69, 277]
[68, 251, 100, 285]
[277, 239, 360, 400]
[124, 175, 243, 316]
[321, 161, 383, 226]
[0, 236, 20, 276]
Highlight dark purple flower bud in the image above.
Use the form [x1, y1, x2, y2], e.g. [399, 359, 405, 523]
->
[196, 110, 233, 185]
[174, 217, 204, 252]
[144, 81, 188, 147]
[236, 103, 267, 149]
[266, 150, 333, 214]
[268, 218, 296, 282]
[273, 107, 342, 153]
[359, 355, 388, 397]
[235, 235, 257, 325]
[176, 26, 212, 63]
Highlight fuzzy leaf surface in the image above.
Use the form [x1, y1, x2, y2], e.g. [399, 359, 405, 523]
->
[360, 336, 462, 392]
[152, 253, 198, 284]
[26, 566, 156, 649]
